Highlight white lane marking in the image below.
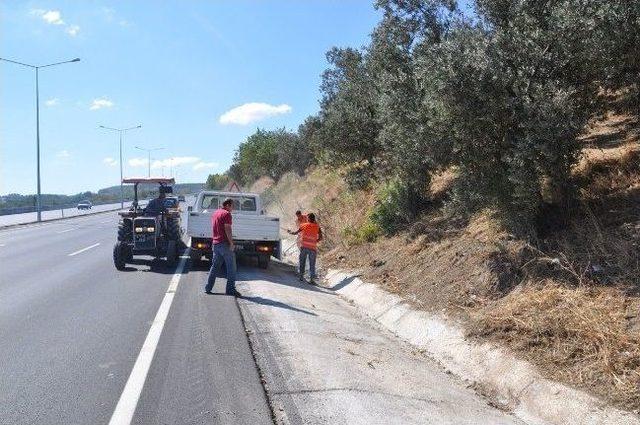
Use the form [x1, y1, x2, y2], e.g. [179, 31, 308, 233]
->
[57, 228, 75, 234]
[68, 243, 101, 256]
[108, 250, 189, 425]
[0, 244, 5, 247]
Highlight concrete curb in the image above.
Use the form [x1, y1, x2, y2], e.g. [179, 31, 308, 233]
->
[322, 269, 640, 425]
[0, 206, 123, 230]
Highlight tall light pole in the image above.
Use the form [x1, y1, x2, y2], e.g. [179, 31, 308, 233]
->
[99, 125, 142, 208]
[135, 146, 164, 177]
[1, 56, 80, 221]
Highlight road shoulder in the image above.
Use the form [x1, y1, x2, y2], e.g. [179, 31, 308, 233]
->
[237, 262, 524, 425]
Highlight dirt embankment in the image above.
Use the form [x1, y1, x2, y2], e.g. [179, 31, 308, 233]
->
[258, 110, 640, 412]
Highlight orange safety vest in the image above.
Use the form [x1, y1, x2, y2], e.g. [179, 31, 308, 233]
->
[296, 214, 308, 247]
[300, 222, 320, 250]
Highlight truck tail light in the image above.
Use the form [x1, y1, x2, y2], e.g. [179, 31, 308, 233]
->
[257, 245, 272, 252]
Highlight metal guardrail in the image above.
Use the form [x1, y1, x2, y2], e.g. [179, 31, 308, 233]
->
[0, 201, 134, 216]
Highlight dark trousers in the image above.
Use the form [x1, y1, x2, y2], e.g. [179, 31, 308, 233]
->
[299, 247, 317, 279]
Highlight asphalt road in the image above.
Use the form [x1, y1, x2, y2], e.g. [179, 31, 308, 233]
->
[0, 209, 272, 425]
[0, 204, 529, 425]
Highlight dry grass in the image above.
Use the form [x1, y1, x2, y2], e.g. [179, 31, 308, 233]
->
[470, 284, 640, 409]
[249, 176, 275, 194]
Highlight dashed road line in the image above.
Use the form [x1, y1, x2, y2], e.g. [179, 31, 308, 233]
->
[68, 243, 101, 256]
[108, 250, 189, 425]
[57, 228, 75, 234]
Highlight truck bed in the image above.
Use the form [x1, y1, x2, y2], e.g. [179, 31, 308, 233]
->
[187, 212, 280, 242]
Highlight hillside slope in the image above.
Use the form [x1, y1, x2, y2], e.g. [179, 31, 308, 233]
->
[260, 110, 640, 412]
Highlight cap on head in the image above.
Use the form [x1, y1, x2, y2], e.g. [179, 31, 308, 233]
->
[308, 213, 316, 222]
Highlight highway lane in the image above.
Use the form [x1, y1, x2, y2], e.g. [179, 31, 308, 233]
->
[0, 210, 272, 424]
[0, 201, 132, 227]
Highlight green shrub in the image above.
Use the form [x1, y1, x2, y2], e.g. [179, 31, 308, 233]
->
[370, 178, 415, 234]
[342, 218, 382, 245]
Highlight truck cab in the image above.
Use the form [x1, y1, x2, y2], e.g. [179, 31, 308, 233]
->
[187, 191, 281, 268]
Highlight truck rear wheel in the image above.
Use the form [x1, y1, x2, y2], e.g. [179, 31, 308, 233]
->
[113, 242, 127, 270]
[258, 254, 270, 269]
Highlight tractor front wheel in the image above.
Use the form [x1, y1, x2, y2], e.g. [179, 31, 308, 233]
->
[113, 242, 127, 270]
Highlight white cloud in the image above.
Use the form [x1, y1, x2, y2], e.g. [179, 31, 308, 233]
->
[45, 98, 59, 107]
[90, 98, 114, 110]
[193, 161, 219, 171]
[103, 157, 117, 166]
[31, 9, 65, 25]
[66, 25, 80, 36]
[219, 102, 292, 125]
[30, 9, 79, 37]
[128, 158, 148, 167]
[151, 156, 200, 170]
[56, 150, 71, 159]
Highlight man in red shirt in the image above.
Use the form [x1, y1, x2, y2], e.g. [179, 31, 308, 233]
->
[205, 198, 237, 295]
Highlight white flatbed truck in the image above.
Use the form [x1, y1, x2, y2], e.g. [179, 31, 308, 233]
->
[186, 191, 281, 268]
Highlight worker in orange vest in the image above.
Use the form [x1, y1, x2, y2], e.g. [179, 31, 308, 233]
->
[295, 210, 308, 247]
[288, 212, 322, 283]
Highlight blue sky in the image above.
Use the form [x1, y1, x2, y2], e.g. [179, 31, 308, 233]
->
[0, 1, 382, 195]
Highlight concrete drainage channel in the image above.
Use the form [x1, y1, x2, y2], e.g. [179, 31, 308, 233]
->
[320, 269, 640, 425]
[278, 238, 639, 424]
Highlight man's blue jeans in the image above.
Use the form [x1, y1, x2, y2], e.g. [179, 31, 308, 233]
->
[299, 247, 317, 279]
[205, 242, 237, 294]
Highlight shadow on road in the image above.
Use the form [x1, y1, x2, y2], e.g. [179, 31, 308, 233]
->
[325, 274, 362, 292]
[240, 295, 317, 316]
[119, 256, 191, 276]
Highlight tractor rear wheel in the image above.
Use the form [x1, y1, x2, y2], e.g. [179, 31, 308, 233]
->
[113, 242, 127, 270]
[166, 240, 178, 267]
[166, 218, 181, 241]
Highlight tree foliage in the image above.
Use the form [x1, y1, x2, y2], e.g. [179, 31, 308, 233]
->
[230, 128, 313, 185]
[206, 173, 231, 190]
[217, 0, 639, 235]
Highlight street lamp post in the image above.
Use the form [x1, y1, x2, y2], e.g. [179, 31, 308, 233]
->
[135, 146, 164, 177]
[1, 57, 80, 221]
[100, 125, 142, 208]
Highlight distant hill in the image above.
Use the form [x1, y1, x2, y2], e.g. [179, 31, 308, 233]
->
[0, 182, 204, 215]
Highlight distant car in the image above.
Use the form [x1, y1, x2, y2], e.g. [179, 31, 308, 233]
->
[77, 201, 92, 210]
[178, 195, 185, 202]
